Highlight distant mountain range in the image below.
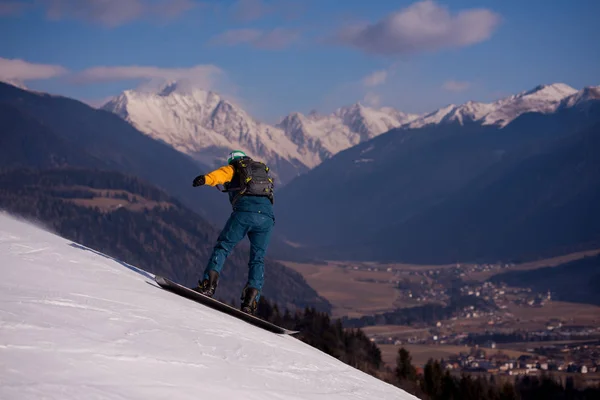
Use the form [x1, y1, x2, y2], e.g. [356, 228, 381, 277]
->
[101, 81, 594, 187]
[406, 83, 581, 128]
[102, 81, 419, 185]
[272, 84, 600, 264]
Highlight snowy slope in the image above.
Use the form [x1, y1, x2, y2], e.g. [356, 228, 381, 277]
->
[102, 83, 419, 183]
[407, 83, 580, 128]
[0, 213, 419, 400]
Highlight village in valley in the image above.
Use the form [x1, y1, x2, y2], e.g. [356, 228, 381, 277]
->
[297, 257, 600, 385]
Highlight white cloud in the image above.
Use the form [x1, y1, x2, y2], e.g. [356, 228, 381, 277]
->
[337, 0, 501, 55]
[0, 57, 68, 82]
[30, 0, 196, 27]
[73, 64, 224, 87]
[442, 80, 471, 92]
[362, 70, 388, 87]
[74, 63, 243, 107]
[209, 28, 299, 50]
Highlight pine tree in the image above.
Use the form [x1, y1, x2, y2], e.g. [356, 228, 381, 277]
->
[395, 347, 417, 382]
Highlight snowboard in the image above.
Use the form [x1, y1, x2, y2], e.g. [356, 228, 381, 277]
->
[154, 275, 299, 335]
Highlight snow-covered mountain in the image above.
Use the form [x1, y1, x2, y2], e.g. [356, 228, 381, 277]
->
[102, 82, 419, 185]
[406, 83, 582, 128]
[0, 212, 419, 400]
[278, 104, 419, 164]
[102, 82, 309, 185]
[102, 81, 597, 185]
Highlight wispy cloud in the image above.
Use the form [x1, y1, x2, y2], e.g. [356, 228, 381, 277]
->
[336, 0, 501, 56]
[362, 70, 388, 87]
[0, 58, 68, 83]
[74, 63, 244, 106]
[442, 80, 471, 92]
[73, 64, 224, 87]
[209, 28, 300, 50]
[3, 0, 197, 27]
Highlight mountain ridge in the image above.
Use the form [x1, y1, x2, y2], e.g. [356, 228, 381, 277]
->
[102, 82, 420, 185]
[101, 81, 598, 187]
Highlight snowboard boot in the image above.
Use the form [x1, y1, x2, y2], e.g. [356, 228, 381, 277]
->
[194, 270, 219, 297]
[240, 285, 259, 315]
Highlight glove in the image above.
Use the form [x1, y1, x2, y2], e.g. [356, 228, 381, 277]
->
[192, 175, 206, 187]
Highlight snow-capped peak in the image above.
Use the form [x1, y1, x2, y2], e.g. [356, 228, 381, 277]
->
[406, 83, 580, 129]
[559, 85, 600, 108]
[277, 103, 420, 161]
[157, 80, 184, 96]
[103, 83, 420, 184]
[519, 83, 578, 100]
[102, 83, 309, 184]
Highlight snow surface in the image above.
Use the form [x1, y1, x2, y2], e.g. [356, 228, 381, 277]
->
[0, 213, 419, 400]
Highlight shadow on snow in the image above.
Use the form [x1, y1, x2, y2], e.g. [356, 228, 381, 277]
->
[68, 242, 155, 280]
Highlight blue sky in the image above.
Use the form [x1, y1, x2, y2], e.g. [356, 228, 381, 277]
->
[0, 0, 598, 122]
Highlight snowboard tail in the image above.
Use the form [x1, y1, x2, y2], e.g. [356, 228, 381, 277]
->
[154, 275, 299, 335]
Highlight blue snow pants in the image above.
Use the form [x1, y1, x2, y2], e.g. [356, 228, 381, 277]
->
[202, 211, 274, 300]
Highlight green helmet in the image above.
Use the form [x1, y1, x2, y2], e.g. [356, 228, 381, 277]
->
[227, 150, 247, 165]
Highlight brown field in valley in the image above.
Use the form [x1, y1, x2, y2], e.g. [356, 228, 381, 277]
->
[433, 300, 600, 335]
[280, 261, 411, 318]
[361, 325, 431, 339]
[378, 344, 531, 368]
[503, 301, 600, 329]
[280, 250, 600, 322]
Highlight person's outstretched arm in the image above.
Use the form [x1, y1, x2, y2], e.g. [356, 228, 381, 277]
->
[192, 165, 234, 187]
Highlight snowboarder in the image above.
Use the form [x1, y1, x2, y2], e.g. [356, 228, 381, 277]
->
[191, 150, 275, 315]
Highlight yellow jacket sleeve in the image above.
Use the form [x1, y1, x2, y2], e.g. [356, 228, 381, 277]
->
[203, 165, 234, 186]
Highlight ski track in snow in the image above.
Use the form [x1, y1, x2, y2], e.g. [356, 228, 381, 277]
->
[0, 213, 419, 400]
